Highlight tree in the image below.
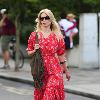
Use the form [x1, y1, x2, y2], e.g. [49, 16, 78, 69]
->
[0, 0, 36, 71]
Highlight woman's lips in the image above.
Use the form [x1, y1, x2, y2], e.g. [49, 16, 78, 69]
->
[42, 23, 46, 25]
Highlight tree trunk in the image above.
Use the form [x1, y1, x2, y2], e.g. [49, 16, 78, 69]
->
[14, 14, 20, 71]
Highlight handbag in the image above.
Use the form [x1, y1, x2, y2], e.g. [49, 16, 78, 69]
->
[30, 33, 44, 89]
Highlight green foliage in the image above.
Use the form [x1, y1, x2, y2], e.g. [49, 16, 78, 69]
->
[82, 0, 100, 12]
[0, 0, 100, 44]
[83, 0, 100, 4]
[20, 23, 34, 44]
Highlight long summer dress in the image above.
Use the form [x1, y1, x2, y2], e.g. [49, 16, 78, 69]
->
[27, 32, 66, 100]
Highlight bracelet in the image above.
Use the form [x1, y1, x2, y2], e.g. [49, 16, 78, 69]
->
[60, 60, 66, 65]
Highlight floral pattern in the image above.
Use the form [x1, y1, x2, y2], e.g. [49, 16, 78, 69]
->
[27, 32, 65, 100]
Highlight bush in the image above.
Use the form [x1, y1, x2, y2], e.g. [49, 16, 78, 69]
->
[20, 23, 34, 44]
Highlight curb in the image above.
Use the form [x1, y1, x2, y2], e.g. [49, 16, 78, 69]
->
[0, 74, 33, 86]
[65, 88, 100, 100]
[0, 74, 100, 100]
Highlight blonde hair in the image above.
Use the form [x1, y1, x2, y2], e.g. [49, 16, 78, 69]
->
[67, 13, 76, 18]
[35, 9, 62, 38]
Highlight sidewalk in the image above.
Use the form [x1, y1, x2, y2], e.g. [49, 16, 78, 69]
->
[0, 58, 100, 100]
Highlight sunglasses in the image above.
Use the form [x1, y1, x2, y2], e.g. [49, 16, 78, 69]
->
[40, 16, 50, 21]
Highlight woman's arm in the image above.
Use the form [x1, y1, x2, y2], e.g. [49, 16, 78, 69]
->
[58, 53, 71, 81]
[26, 44, 39, 56]
[26, 32, 40, 56]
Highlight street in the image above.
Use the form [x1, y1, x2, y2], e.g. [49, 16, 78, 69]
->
[0, 78, 95, 100]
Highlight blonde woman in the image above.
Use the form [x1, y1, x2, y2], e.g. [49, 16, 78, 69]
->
[27, 8, 71, 100]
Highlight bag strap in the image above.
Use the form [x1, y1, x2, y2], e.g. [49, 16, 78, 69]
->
[35, 32, 39, 44]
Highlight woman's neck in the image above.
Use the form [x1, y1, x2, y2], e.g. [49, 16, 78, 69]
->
[41, 27, 51, 34]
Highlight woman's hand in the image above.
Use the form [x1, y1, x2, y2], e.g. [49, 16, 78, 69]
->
[27, 50, 35, 56]
[27, 44, 40, 56]
[65, 71, 71, 81]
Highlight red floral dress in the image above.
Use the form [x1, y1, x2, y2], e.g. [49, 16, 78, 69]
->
[27, 32, 66, 100]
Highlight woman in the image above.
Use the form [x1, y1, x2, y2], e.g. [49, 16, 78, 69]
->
[27, 9, 71, 100]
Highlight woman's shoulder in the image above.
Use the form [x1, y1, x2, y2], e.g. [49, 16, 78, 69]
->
[28, 31, 37, 40]
[30, 31, 36, 36]
[53, 32, 63, 41]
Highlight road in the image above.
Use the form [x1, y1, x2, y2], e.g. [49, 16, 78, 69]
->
[0, 78, 95, 100]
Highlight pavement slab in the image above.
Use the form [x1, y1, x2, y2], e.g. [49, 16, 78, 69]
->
[0, 58, 100, 100]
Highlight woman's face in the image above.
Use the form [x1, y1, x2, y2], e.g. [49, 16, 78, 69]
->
[40, 12, 51, 28]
